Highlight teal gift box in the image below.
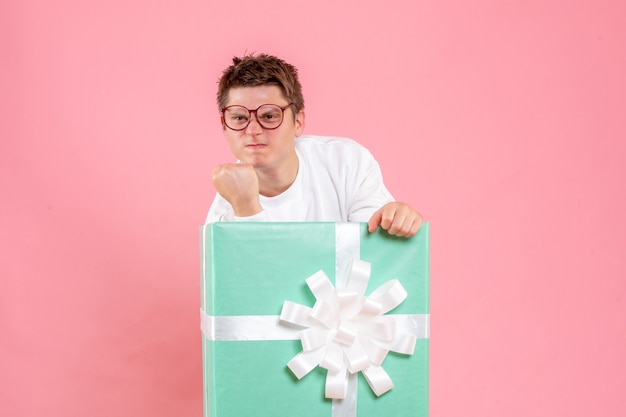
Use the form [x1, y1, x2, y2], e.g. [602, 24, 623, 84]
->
[200, 222, 429, 417]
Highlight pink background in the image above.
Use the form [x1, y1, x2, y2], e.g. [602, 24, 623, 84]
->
[2, 0, 625, 416]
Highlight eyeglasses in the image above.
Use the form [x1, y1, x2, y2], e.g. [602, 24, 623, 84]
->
[221, 103, 295, 131]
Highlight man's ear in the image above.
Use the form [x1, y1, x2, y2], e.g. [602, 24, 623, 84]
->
[295, 110, 305, 136]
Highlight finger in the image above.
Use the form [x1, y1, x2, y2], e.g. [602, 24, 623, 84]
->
[368, 209, 383, 232]
[384, 205, 406, 235]
[395, 218, 415, 237]
[388, 206, 420, 237]
[406, 217, 423, 238]
[395, 212, 423, 238]
[379, 207, 396, 231]
[389, 217, 410, 237]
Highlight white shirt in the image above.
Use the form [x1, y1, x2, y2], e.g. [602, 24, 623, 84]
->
[205, 135, 394, 224]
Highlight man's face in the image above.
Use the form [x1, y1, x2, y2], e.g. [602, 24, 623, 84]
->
[222, 85, 305, 172]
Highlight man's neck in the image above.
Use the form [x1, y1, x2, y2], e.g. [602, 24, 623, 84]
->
[257, 154, 299, 198]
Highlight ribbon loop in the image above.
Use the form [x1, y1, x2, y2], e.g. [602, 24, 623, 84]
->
[288, 348, 325, 379]
[345, 259, 371, 295]
[311, 299, 339, 329]
[280, 300, 313, 327]
[368, 279, 408, 314]
[325, 368, 349, 400]
[306, 270, 335, 300]
[320, 342, 344, 373]
[362, 366, 394, 397]
[301, 327, 331, 351]
[387, 332, 417, 355]
[365, 316, 397, 341]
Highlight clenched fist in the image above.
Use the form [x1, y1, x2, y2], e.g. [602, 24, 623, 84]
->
[212, 163, 263, 217]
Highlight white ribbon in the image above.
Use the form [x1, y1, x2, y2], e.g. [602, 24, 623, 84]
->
[279, 259, 419, 399]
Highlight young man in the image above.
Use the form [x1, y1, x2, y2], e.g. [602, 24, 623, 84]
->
[206, 54, 423, 238]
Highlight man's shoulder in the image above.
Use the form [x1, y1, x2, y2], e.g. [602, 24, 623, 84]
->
[295, 135, 370, 155]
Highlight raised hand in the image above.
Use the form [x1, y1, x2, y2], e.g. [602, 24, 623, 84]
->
[212, 163, 263, 217]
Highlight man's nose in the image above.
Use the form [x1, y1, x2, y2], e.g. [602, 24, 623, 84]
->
[245, 111, 263, 134]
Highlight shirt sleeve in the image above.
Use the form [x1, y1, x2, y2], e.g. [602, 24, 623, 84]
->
[346, 147, 395, 223]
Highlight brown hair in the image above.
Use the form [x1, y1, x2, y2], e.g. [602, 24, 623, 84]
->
[216, 53, 305, 113]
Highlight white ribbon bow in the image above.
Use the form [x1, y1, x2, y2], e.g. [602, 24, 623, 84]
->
[279, 259, 417, 400]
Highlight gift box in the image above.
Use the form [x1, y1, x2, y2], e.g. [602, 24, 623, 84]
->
[200, 222, 429, 417]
